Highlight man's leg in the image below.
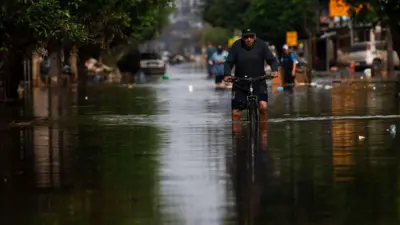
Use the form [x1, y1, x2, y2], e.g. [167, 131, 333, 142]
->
[232, 90, 245, 134]
[258, 90, 269, 131]
[224, 78, 231, 88]
[215, 75, 223, 88]
[207, 64, 213, 77]
[283, 69, 293, 86]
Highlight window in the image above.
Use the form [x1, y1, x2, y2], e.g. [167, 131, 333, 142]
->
[349, 44, 367, 52]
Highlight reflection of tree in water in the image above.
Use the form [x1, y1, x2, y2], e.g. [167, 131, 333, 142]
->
[0, 85, 175, 225]
[77, 85, 159, 116]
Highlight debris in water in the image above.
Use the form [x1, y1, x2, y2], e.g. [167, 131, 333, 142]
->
[388, 124, 396, 138]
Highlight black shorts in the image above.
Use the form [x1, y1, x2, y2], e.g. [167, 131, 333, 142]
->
[215, 75, 224, 84]
[231, 86, 268, 111]
[283, 70, 295, 84]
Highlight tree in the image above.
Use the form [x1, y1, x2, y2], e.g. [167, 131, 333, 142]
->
[345, 0, 400, 58]
[201, 0, 317, 45]
[0, 0, 174, 99]
[202, 0, 250, 30]
[201, 27, 231, 46]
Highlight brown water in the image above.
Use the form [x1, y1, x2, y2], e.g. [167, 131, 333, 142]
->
[1, 64, 400, 225]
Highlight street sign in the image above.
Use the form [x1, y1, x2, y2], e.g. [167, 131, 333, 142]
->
[286, 31, 297, 46]
[329, 0, 349, 17]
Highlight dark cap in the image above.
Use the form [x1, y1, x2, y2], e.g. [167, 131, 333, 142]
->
[241, 28, 256, 36]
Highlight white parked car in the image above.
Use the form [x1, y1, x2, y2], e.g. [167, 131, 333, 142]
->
[348, 41, 399, 70]
[140, 52, 166, 75]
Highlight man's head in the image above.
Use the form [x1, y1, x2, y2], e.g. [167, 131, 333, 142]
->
[282, 44, 290, 54]
[207, 41, 213, 46]
[216, 45, 223, 54]
[241, 28, 256, 47]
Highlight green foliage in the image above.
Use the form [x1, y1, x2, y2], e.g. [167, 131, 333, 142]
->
[202, 0, 250, 30]
[201, 0, 316, 44]
[345, 0, 400, 25]
[0, 0, 174, 51]
[201, 27, 231, 46]
[128, 3, 175, 42]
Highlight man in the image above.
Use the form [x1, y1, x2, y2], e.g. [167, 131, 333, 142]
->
[280, 44, 298, 86]
[224, 28, 279, 132]
[204, 41, 216, 77]
[209, 45, 227, 88]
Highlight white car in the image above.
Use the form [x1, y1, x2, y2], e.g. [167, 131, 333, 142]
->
[348, 41, 399, 70]
[140, 52, 166, 75]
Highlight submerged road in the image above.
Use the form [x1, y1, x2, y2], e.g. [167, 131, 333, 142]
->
[1, 63, 400, 225]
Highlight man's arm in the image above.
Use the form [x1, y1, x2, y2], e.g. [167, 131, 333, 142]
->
[290, 52, 298, 75]
[224, 45, 237, 77]
[263, 44, 279, 72]
[209, 52, 216, 65]
[203, 48, 209, 61]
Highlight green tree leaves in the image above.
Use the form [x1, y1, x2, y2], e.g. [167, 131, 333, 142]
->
[0, 0, 174, 50]
[200, 27, 231, 45]
[201, 0, 317, 44]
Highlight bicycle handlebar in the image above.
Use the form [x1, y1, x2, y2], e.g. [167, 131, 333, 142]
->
[231, 75, 278, 84]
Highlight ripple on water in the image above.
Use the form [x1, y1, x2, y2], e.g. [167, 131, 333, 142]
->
[92, 114, 400, 126]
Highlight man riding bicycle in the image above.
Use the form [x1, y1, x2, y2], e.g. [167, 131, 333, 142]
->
[224, 28, 279, 132]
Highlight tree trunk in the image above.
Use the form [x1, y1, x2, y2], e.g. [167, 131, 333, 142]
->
[47, 40, 62, 87]
[69, 45, 78, 82]
[32, 52, 41, 86]
[389, 22, 400, 99]
[389, 23, 400, 67]
[4, 48, 24, 101]
[386, 27, 394, 75]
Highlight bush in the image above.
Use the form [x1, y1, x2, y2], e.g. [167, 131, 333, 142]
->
[201, 27, 231, 46]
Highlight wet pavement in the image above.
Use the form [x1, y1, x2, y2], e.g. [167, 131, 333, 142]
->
[1, 63, 400, 225]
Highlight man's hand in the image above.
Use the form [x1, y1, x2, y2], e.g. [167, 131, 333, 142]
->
[271, 71, 279, 78]
[224, 76, 232, 82]
[291, 70, 296, 77]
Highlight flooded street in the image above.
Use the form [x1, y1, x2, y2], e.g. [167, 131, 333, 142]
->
[1, 63, 400, 225]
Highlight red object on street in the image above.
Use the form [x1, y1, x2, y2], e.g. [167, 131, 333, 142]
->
[349, 61, 355, 75]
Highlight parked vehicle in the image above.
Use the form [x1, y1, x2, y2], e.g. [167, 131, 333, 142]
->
[140, 52, 166, 75]
[348, 41, 399, 70]
[169, 54, 185, 65]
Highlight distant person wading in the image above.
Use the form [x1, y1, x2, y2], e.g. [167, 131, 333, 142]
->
[280, 44, 298, 86]
[204, 41, 216, 77]
[209, 45, 229, 88]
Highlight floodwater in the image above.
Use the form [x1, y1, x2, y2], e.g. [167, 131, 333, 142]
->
[1, 63, 400, 225]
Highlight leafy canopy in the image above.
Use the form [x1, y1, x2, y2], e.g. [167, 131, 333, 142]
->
[0, 0, 174, 49]
[201, 0, 317, 43]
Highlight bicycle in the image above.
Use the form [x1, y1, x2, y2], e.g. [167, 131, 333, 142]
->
[231, 74, 278, 135]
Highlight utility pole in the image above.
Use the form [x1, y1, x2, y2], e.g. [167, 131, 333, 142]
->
[348, 19, 354, 45]
[386, 26, 394, 75]
[303, 9, 312, 81]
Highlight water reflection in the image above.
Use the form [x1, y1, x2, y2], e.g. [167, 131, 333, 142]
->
[1, 84, 168, 225]
[1, 65, 400, 225]
[230, 125, 277, 224]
